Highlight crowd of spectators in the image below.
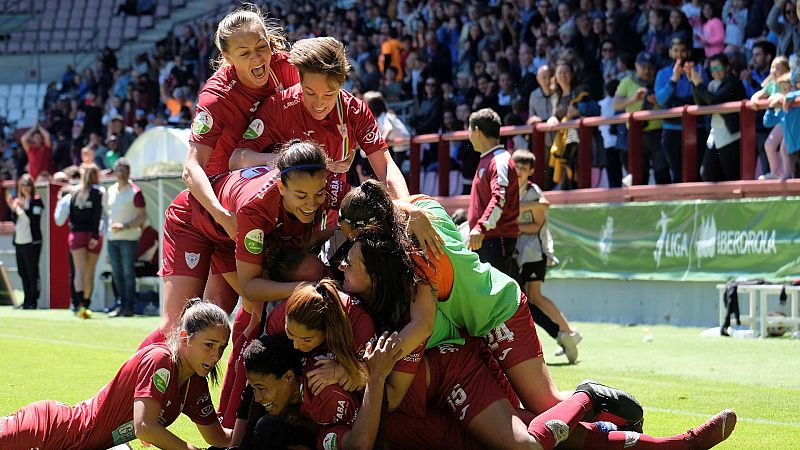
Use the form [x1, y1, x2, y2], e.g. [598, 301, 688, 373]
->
[2, 0, 800, 189]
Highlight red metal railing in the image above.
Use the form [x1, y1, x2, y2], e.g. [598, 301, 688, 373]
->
[392, 98, 791, 196]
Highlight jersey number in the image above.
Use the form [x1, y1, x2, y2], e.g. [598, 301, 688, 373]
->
[486, 323, 515, 351]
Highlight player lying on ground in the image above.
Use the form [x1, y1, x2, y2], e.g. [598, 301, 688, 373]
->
[238, 328, 737, 449]
[0, 299, 232, 450]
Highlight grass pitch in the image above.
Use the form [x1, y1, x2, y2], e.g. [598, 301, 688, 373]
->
[0, 306, 797, 449]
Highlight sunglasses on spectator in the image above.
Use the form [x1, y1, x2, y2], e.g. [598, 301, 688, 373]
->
[785, 8, 795, 14]
[602, 47, 615, 52]
[21, 182, 33, 186]
[709, 65, 725, 73]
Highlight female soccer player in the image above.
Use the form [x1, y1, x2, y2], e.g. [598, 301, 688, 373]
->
[241, 305, 737, 450]
[230, 36, 409, 223]
[67, 163, 104, 317]
[184, 5, 298, 240]
[0, 299, 232, 450]
[139, 140, 330, 348]
[338, 180, 643, 428]
[182, 6, 300, 360]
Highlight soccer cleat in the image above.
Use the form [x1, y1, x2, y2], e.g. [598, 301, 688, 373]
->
[556, 330, 582, 364]
[575, 380, 644, 425]
[76, 306, 93, 319]
[683, 409, 737, 449]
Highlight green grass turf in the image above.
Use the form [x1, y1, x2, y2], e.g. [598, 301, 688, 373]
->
[1, 306, 797, 449]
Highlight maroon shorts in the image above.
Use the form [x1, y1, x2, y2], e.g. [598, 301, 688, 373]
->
[385, 408, 484, 450]
[68, 231, 103, 254]
[0, 400, 75, 449]
[160, 192, 235, 278]
[484, 292, 543, 370]
[426, 338, 508, 426]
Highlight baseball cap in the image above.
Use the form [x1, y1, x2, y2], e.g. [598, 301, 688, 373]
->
[636, 51, 656, 66]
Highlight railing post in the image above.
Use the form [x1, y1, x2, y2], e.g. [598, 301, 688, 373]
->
[627, 113, 645, 185]
[681, 106, 697, 182]
[437, 135, 450, 196]
[739, 100, 756, 180]
[409, 139, 421, 195]
[577, 119, 593, 189]
[531, 123, 546, 188]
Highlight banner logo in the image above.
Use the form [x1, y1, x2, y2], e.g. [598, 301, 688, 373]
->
[598, 216, 614, 265]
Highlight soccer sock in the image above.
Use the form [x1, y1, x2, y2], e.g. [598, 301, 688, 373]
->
[218, 331, 251, 427]
[138, 328, 167, 350]
[528, 392, 593, 449]
[576, 423, 690, 450]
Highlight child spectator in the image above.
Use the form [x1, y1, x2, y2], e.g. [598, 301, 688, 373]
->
[512, 149, 582, 363]
[764, 73, 800, 179]
[599, 79, 620, 183]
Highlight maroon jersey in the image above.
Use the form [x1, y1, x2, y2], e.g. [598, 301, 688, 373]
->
[1, 343, 218, 449]
[190, 51, 299, 176]
[467, 146, 520, 239]
[236, 84, 386, 212]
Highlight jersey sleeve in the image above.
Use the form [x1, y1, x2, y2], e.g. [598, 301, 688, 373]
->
[392, 340, 425, 374]
[181, 377, 218, 425]
[318, 424, 351, 450]
[351, 97, 387, 156]
[235, 203, 276, 265]
[134, 346, 175, 404]
[303, 383, 359, 426]
[266, 302, 287, 336]
[133, 185, 146, 208]
[347, 302, 376, 358]
[190, 89, 232, 149]
[236, 98, 281, 154]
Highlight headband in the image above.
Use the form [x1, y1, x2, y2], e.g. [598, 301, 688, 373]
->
[279, 164, 326, 176]
[338, 212, 377, 229]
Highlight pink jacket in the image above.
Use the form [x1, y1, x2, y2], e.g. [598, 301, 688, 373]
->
[701, 18, 725, 57]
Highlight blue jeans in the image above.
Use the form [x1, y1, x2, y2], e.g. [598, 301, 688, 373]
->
[108, 240, 138, 310]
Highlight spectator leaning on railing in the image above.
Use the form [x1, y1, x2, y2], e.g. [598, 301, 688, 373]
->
[687, 54, 748, 182]
[655, 38, 695, 183]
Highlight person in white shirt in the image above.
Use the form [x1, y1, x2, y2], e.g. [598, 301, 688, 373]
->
[105, 158, 147, 317]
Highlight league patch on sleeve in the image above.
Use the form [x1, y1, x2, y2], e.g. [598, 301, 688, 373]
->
[153, 368, 171, 394]
[243, 118, 264, 139]
[192, 111, 213, 135]
[244, 229, 264, 254]
[323, 432, 338, 450]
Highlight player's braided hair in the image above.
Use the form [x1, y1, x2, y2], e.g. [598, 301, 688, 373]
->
[243, 334, 302, 378]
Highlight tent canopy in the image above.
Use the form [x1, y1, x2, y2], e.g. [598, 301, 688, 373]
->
[124, 126, 190, 177]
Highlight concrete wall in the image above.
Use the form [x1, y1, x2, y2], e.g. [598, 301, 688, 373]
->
[541, 278, 790, 328]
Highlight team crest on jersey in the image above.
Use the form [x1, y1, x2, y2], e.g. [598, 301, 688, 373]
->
[243, 119, 264, 139]
[153, 368, 171, 394]
[362, 128, 381, 144]
[245, 229, 265, 254]
[323, 432, 338, 450]
[185, 252, 200, 269]
[478, 168, 486, 178]
[193, 111, 213, 135]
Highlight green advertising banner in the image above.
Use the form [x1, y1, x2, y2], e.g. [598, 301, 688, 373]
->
[546, 197, 800, 282]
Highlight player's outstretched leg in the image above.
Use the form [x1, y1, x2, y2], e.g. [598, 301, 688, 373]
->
[682, 409, 737, 449]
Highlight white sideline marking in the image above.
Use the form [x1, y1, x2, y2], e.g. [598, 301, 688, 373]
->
[646, 407, 800, 429]
[0, 333, 131, 352]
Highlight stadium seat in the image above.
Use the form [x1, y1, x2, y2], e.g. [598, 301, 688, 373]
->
[7, 109, 22, 124]
[155, 3, 169, 18]
[7, 97, 22, 110]
[23, 84, 37, 97]
[0, 85, 8, 99]
[6, 41, 21, 54]
[140, 15, 154, 28]
[37, 83, 47, 98]
[9, 84, 24, 98]
[22, 97, 37, 110]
